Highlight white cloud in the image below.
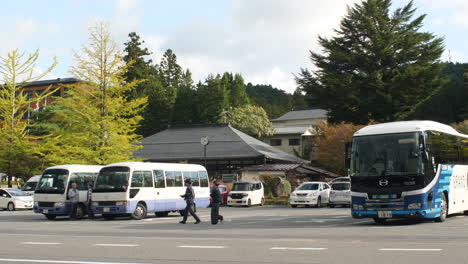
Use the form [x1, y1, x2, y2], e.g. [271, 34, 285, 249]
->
[154, 0, 359, 93]
[116, 0, 141, 13]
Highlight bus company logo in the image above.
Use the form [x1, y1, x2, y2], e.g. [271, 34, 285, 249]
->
[379, 179, 389, 187]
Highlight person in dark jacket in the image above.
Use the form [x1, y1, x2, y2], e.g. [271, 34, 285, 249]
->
[210, 180, 224, 225]
[180, 178, 201, 224]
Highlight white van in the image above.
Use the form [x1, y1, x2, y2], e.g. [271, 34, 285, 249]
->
[328, 182, 351, 208]
[22, 175, 41, 196]
[289, 182, 330, 208]
[227, 181, 264, 207]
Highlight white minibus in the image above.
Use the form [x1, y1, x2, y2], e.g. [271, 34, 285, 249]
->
[33, 164, 103, 220]
[91, 162, 210, 220]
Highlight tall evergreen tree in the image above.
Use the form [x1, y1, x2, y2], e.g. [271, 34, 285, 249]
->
[246, 83, 292, 118]
[171, 69, 199, 125]
[123, 32, 156, 99]
[297, 0, 444, 124]
[228, 73, 250, 107]
[197, 75, 229, 124]
[291, 88, 309, 110]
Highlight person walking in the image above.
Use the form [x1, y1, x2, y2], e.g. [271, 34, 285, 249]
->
[86, 182, 94, 219]
[68, 182, 79, 220]
[210, 180, 224, 225]
[180, 178, 201, 224]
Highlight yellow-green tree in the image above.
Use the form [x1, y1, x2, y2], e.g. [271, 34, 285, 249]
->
[220, 105, 274, 138]
[40, 23, 147, 165]
[0, 49, 57, 186]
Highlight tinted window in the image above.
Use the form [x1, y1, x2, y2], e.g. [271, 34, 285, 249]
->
[154, 170, 165, 188]
[428, 132, 460, 163]
[131, 171, 153, 187]
[297, 183, 319, 190]
[232, 183, 249, 191]
[166, 171, 183, 187]
[331, 183, 350, 190]
[95, 166, 130, 192]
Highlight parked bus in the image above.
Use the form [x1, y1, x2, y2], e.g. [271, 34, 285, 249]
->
[349, 121, 468, 223]
[33, 165, 103, 220]
[91, 162, 210, 220]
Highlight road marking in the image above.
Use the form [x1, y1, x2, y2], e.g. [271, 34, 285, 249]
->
[21, 242, 62, 245]
[271, 247, 328, 251]
[94, 244, 139, 247]
[0, 258, 152, 264]
[177, 245, 225, 249]
[379, 248, 442, 251]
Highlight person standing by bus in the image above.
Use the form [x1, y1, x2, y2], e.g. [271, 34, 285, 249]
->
[86, 182, 94, 219]
[180, 178, 201, 224]
[68, 182, 79, 220]
[210, 180, 224, 225]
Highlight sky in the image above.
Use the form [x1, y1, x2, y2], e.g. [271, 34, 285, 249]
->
[1, 0, 467, 94]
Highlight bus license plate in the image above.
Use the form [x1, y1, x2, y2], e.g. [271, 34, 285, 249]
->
[43, 209, 48, 214]
[103, 208, 110, 212]
[378, 211, 392, 218]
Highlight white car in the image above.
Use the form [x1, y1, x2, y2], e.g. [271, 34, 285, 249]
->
[290, 182, 330, 208]
[328, 182, 351, 208]
[0, 188, 34, 211]
[227, 181, 265, 207]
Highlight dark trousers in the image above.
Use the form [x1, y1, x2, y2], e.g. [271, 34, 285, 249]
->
[87, 202, 94, 219]
[211, 202, 223, 224]
[182, 201, 200, 223]
[70, 203, 78, 219]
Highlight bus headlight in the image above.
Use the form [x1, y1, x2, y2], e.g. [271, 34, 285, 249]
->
[408, 203, 422, 209]
[54, 202, 65, 207]
[115, 201, 128, 206]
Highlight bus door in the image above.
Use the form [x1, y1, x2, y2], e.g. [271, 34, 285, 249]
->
[129, 170, 155, 212]
[153, 170, 167, 212]
[69, 173, 96, 204]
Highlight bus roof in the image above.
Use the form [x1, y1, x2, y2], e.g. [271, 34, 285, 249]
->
[353, 121, 468, 138]
[102, 161, 207, 171]
[45, 164, 104, 173]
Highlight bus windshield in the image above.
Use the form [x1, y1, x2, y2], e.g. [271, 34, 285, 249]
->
[351, 132, 422, 177]
[35, 169, 69, 194]
[22, 181, 38, 192]
[94, 166, 130, 192]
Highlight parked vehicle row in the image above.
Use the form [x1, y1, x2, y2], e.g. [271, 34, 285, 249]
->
[0, 188, 33, 211]
[289, 179, 351, 208]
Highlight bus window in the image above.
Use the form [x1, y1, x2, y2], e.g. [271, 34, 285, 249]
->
[69, 173, 95, 190]
[166, 171, 175, 187]
[199, 171, 209, 187]
[174, 171, 183, 187]
[154, 170, 165, 188]
[131, 171, 153, 187]
[183, 171, 199, 187]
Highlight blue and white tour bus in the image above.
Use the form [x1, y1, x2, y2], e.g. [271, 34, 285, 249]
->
[33, 164, 103, 220]
[91, 162, 210, 220]
[349, 121, 468, 223]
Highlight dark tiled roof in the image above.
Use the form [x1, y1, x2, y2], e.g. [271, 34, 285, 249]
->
[241, 163, 341, 178]
[22, 78, 79, 88]
[134, 124, 307, 163]
[271, 109, 327, 121]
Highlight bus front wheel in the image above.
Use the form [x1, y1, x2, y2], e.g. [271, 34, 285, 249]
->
[435, 194, 447, 223]
[131, 203, 147, 220]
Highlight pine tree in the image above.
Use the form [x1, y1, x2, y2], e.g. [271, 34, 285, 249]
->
[227, 73, 250, 108]
[40, 23, 147, 164]
[172, 69, 198, 125]
[197, 75, 229, 124]
[297, 0, 444, 124]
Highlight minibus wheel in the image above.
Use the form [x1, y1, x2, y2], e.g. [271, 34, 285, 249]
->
[131, 203, 147, 220]
[260, 198, 265, 206]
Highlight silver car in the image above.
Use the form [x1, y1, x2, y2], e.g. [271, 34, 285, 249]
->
[328, 182, 351, 208]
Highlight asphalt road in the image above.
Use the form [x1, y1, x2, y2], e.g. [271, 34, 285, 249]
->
[1, 206, 468, 264]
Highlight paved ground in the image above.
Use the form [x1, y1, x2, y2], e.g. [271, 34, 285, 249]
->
[1, 206, 468, 264]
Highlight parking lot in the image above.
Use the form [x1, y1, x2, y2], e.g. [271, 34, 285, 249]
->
[1, 206, 468, 264]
